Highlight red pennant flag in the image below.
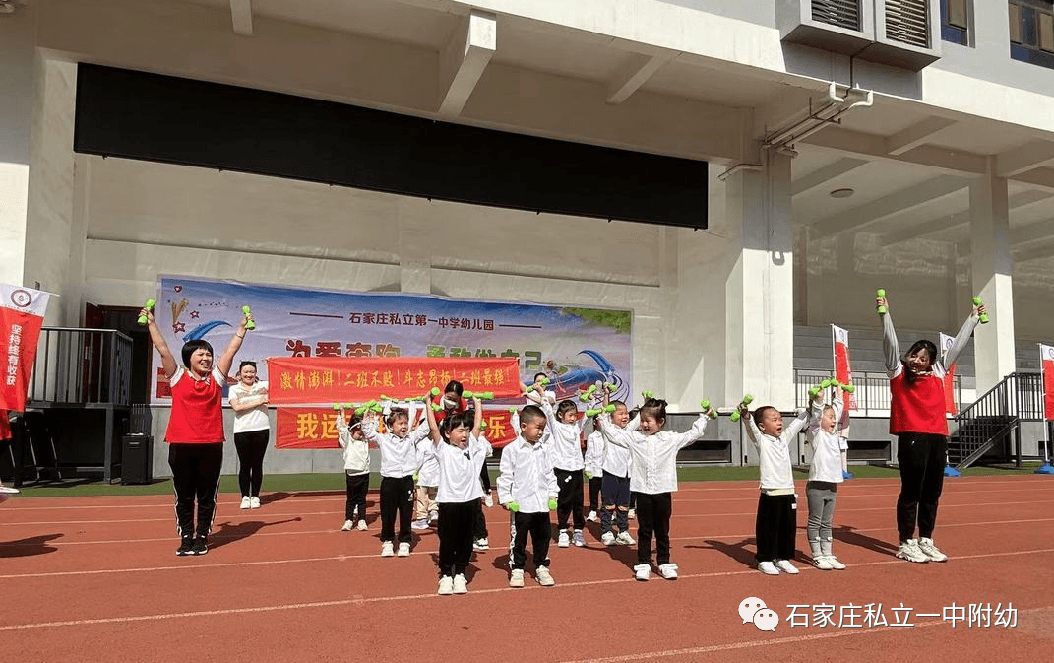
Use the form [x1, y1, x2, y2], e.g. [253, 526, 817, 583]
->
[0, 285, 51, 411]
[831, 325, 857, 411]
[1041, 344, 1054, 422]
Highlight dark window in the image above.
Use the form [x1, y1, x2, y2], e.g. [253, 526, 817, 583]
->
[940, 0, 969, 45]
[1010, 1, 1054, 68]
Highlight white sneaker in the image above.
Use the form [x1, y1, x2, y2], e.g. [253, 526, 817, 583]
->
[758, 561, 779, 575]
[627, 508, 636, 519]
[240, 496, 251, 509]
[356, 520, 368, 531]
[813, 555, 834, 570]
[601, 531, 616, 546]
[452, 573, 468, 594]
[250, 496, 261, 509]
[411, 519, 429, 530]
[509, 569, 525, 587]
[775, 559, 799, 574]
[381, 541, 395, 558]
[397, 542, 410, 557]
[536, 565, 555, 587]
[429, 510, 438, 523]
[558, 531, 570, 548]
[484, 492, 494, 507]
[633, 563, 651, 581]
[658, 563, 678, 580]
[918, 537, 948, 563]
[896, 539, 929, 564]
[572, 530, 585, 547]
[473, 538, 489, 551]
[586, 510, 598, 522]
[341, 519, 354, 531]
[827, 556, 847, 570]
[615, 531, 635, 546]
[438, 575, 454, 595]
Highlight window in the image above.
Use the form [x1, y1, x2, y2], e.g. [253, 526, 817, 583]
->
[940, 0, 969, 45]
[1009, 1, 1054, 69]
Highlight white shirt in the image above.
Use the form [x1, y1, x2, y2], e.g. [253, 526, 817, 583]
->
[540, 399, 585, 471]
[229, 381, 270, 433]
[584, 430, 604, 478]
[604, 415, 709, 494]
[337, 414, 370, 475]
[496, 436, 558, 513]
[362, 417, 430, 478]
[596, 414, 633, 478]
[430, 434, 490, 503]
[807, 397, 845, 484]
[743, 409, 811, 493]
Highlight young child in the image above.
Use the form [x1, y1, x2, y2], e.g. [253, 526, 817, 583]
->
[497, 404, 559, 587]
[471, 422, 495, 551]
[805, 383, 849, 570]
[600, 397, 714, 580]
[361, 403, 430, 558]
[424, 395, 487, 595]
[584, 417, 604, 523]
[739, 401, 811, 575]
[410, 402, 438, 530]
[141, 304, 251, 556]
[337, 405, 369, 532]
[540, 398, 587, 548]
[596, 391, 635, 546]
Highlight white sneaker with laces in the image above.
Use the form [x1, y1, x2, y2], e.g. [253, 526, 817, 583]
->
[484, 492, 494, 507]
[397, 542, 410, 557]
[572, 530, 585, 547]
[429, 510, 438, 523]
[509, 569, 525, 587]
[775, 559, 799, 574]
[758, 561, 779, 575]
[240, 496, 251, 509]
[250, 496, 261, 509]
[813, 555, 834, 570]
[356, 520, 368, 531]
[633, 563, 651, 581]
[827, 555, 847, 570]
[411, 519, 429, 530]
[381, 541, 395, 558]
[341, 519, 353, 531]
[627, 508, 636, 520]
[558, 531, 570, 548]
[601, 531, 616, 546]
[658, 563, 678, 580]
[918, 537, 947, 562]
[586, 510, 597, 522]
[896, 539, 929, 563]
[438, 576, 454, 595]
[615, 531, 635, 546]
[452, 573, 468, 594]
[536, 565, 555, 587]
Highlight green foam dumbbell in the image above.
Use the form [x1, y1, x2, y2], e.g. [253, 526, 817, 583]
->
[877, 289, 887, 314]
[242, 305, 255, 331]
[137, 298, 155, 326]
[972, 296, 989, 324]
[729, 394, 753, 423]
[700, 399, 718, 420]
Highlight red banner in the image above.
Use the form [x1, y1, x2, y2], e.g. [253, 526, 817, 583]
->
[0, 285, 50, 411]
[265, 357, 521, 405]
[1041, 344, 1054, 422]
[275, 406, 517, 449]
[832, 325, 857, 412]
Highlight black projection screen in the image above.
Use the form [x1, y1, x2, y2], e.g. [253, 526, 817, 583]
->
[74, 64, 707, 229]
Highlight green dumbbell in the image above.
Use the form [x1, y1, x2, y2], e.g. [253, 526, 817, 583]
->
[586, 408, 602, 417]
[729, 394, 754, 423]
[464, 390, 474, 399]
[808, 384, 823, 399]
[242, 305, 255, 331]
[604, 404, 615, 413]
[642, 390, 653, 400]
[137, 298, 155, 325]
[700, 399, 718, 420]
[478, 391, 493, 400]
[509, 406, 518, 413]
[606, 383, 617, 393]
[579, 384, 598, 402]
[509, 501, 521, 512]
[547, 498, 558, 511]
[972, 296, 989, 324]
[430, 387, 440, 396]
[370, 403, 382, 413]
[480, 421, 488, 432]
[840, 382, 856, 394]
[431, 404, 442, 412]
[876, 289, 887, 314]
[332, 403, 342, 411]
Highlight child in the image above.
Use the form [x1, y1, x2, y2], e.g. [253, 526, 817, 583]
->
[805, 384, 849, 570]
[424, 395, 487, 595]
[596, 391, 635, 546]
[540, 398, 587, 547]
[361, 403, 430, 558]
[497, 404, 559, 587]
[228, 361, 270, 509]
[584, 417, 604, 523]
[472, 422, 495, 550]
[141, 305, 251, 556]
[601, 397, 714, 580]
[337, 405, 369, 532]
[739, 401, 811, 575]
[410, 401, 438, 530]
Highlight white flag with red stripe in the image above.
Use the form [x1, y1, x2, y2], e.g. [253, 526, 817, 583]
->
[831, 325, 857, 411]
[1041, 344, 1054, 422]
[0, 284, 51, 411]
[939, 332, 958, 415]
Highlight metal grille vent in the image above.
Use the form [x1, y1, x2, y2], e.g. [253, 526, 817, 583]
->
[885, 0, 929, 47]
[811, 0, 862, 31]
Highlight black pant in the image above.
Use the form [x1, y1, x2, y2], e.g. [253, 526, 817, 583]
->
[479, 463, 491, 492]
[438, 500, 476, 577]
[755, 493, 797, 563]
[168, 443, 223, 539]
[379, 475, 414, 544]
[473, 498, 488, 539]
[511, 511, 551, 570]
[234, 430, 269, 497]
[635, 492, 672, 565]
[897, 433, 947, 541]
[554, 468, 585, 530]
[345, 473, 369, 522]
[588, 475, 603, 512]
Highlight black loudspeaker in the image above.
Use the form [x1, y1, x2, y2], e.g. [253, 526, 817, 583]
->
[121, 434, 153, 485]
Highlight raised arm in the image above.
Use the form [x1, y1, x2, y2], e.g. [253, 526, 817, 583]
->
[335, 406, 349, 449]
[942, 304, 983, 370]
[783, 408, 812, 441]
[424, 394, 442, 444]
[666, 414, 710, 450]
[216, 311, 252, 377]
[808, 392, 825, 435]
[878, 294, 900, 376]
[142, 307, 177, 378]
[360, 409, 383, 443]
[741, 408, 762, 447]
[469, 396, 483, 437]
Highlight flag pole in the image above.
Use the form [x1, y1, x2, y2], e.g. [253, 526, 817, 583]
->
[1036, 343, 1054, 475]
[832, 324, 853, 480]
[942, 332, 962, 478]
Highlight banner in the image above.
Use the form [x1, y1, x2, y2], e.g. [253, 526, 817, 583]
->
[276, 406, 517, 449]
[266, 357, 521, 404]
[831, 325, 857, 412]
[939, 332, 958, 415]
[1042, 344, 1054, 422]
[0, 284, 51, 411]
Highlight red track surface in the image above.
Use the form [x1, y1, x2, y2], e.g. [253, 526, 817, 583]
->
[2, 477, 1052, 662]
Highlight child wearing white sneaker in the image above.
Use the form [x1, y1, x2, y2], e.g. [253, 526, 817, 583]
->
[805, 382, 850, 570]
[739, 401, 811, 576]
[603, 397, 714, 580]
[424, 396, 487, 595]
[337, 406, 370, 532]
[472, 425, 495, 551]
[594, 392, 635, 546]
[584, 419, 604, 523]
[498, 405, 559, 588]
[540, 398, 588, 548]
[412, 417, 439, 531]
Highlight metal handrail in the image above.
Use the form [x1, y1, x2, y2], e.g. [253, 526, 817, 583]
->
[793, 368, 962, 416]
[28, 327, 133, 406]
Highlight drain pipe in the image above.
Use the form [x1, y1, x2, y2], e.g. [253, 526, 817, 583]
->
[763, 82, 873, 153]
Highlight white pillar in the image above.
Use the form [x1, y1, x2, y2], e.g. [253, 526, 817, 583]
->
[724, 152, 795, 409]
[0, 6, 36, 287]
[969, 159, 1017, 391]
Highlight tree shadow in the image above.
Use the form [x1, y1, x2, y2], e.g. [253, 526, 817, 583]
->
[209, 516, 302, 550]
[834, 524, 899, 557]
[693, 538, 758, 567]
[0, 533, 62, 558]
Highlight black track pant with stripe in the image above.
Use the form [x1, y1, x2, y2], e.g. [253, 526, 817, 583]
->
[169, 442, 223, 539]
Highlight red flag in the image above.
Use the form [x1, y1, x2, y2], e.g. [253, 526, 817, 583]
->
[939, 332, 958, 415]
[832, 325, 857, 411]
[1041, 344, 1054, 422]
[0, 285, 51, 411]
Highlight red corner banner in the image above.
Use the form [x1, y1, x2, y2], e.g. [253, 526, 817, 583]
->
[831, 325, 857, 411]
[276, 406, 517, 449]
[1041, 344, 1054, 422]
[265, 357, 521, 405]
[0, 285, 50, 411]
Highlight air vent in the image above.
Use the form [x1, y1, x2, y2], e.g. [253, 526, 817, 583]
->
[884, 0, 929, 47]
[812, 0, 861, 31]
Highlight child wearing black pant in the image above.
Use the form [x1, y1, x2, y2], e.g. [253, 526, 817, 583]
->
[336, 406, 369, 531]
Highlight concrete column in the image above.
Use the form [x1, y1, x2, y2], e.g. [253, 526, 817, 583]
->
[0, 5, 36, 287]
[724, 152, 795, 410]
[969, 159, 1016, 392]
